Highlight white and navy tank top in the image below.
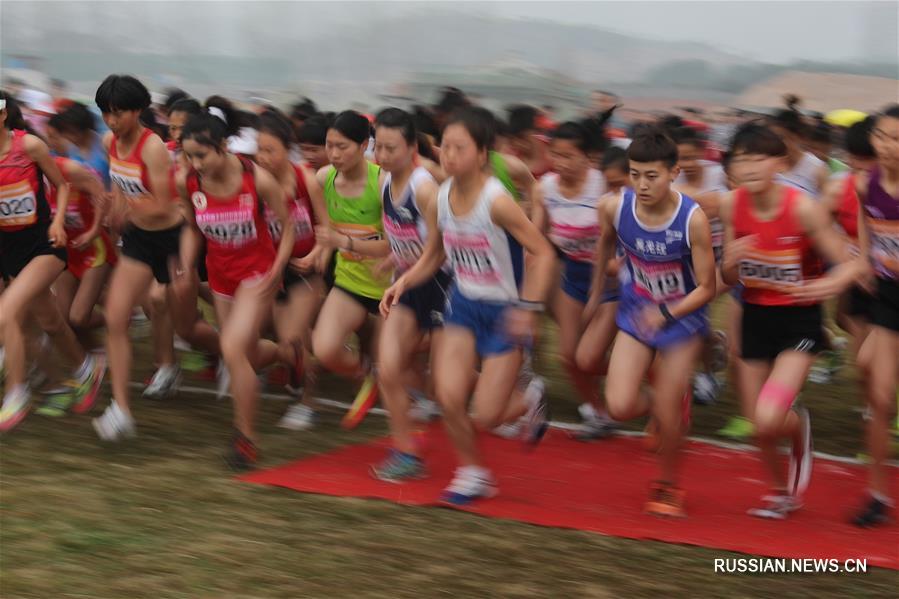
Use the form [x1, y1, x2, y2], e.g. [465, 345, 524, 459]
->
[382, 166, 435, 273]
[541, 168, 605, 264]
[437, 176, 523, 303]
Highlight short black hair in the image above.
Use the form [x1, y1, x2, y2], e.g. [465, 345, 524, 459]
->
[330, 110, 371, 144]
[445, 106, 496, 151]
[258, 108, 296, 148]
[290, 97, 318, 122]
[507, 105, 538, 137]
[845, 117, 875, 158]
[550, 121, 590, 154]
[58, 102, 98, 133]
[808, 121, 832, 145]
[375, 107, 417, 145]
[879, 103, 899, 121]
[297, 113, 333, 146]
[770, 108, 806, 137]
[412, 105, 438, 138]
[601, 146, 628, 172]
[169, 98, 202, 117]
[730, 121, 788, 157]
[163, 88, 189, 113]
[671, 126, 705, 149]
[627, 127, 678, 168]
[95, 74, 151, 113]
[435, 87, 469, 115]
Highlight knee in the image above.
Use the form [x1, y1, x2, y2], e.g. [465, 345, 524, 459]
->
[435, 385, 467, 416]
[68, 307, 92, 330]
[470, 408, 503, 432]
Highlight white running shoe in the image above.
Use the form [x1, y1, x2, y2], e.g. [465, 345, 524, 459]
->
[748, 494, 803, 519]
[492, 421, 524, 439]
[0, 386, 31, 433]
[278, 403, 316, 431]
[440, 467, 498, 505]
[692, 372, 721, 406]
[142, 365, 182, 400]
[409, 394, 441, 423]
[92, 403, 136, 441]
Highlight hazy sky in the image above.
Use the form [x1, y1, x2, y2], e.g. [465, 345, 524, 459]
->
[2, 1, 896, 65]
[287, 1, 897, 64]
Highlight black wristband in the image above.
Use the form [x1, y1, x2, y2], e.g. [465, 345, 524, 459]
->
[659, 303, 676, 324]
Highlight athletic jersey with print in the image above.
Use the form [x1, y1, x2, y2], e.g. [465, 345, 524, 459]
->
[186, 156, 275, 280]
[863, 168, 899, 280]
[265, 164, 316, 259]
[70, 134, 111, 189]
[437, 176, 523, 303]
[615, 188, 699, 306]
[46, 157, 96, 236]
[108, 128, 155, 201]
[675, 161, 728, 255]
[382, 166, 436, 273]
[776, 151, 825, 198]
[541, 168, 605, 263]
[0, 129, 50, 232]
[733, 186, 823, 306]
[325, 161, 390, 299]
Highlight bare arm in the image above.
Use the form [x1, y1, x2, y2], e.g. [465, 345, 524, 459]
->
[669, 208, 716, 318]
[25, 135, 69, 247]
[530, 177, 549, 234]
[490, 192, 555, 304]
[256, 165, 294, 275]
[140, 135, 176, 219]
[584, 193, 620, 320]
[174, 172, 202, 274]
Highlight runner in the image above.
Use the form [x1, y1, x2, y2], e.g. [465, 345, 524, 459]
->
[0, 91, 105, 431]
[175, 107, 298, 469]
[57, 102, 111, 188]
[297, 113, 333, 171]
[90, 74, 183, 440]
[531, 121, 617, 439]
[719, 122, 859, 520]
[671, 126, 730, 405]
[363, 108, 447, 481]
[585, 127, 717, 517]
[382, 106, 556, 504]
[852, 104, 899, 526]
[254, 108, 329, 431]
[311, 111, 389, 429]
[770, 106, 829, 198]
[599, 147, 629, 194]
[507, 105, 552, 179]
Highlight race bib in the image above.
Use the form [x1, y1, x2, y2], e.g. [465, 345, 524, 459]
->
[549, 222, 599, 262]
[0, 180, 37, 227]
[444, 231, 500, 285]
[868, 217, 899, 275]
[630, 255, 686, 301]
[197, 209, 259, 248]
[110, 158, 150, 199]
[384, 217, 424, 270]
[739, 248, 803, 289]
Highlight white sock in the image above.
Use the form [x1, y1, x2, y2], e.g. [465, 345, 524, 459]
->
[4, 384, 28, 404]
[459, 465, 491, 480]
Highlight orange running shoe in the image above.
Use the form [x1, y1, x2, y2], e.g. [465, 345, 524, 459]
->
[644, 481, 686, 518]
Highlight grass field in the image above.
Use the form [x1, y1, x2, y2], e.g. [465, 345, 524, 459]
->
[1, 308, 896, 598]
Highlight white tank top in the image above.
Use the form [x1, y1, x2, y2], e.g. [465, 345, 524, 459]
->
[675, 161, 728, 251]
[438, 176, 522, 303]
[777, 151, 825, 198]
[541, 168, 605, 263]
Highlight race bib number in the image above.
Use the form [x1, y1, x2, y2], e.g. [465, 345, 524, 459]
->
[444, 231, 500, 285]
[630, 255, 686, 301]
[549, 223, 599, 262]
[0, 181, 37, 227]
[197, 209, 259, 248]
[110, 159, 150, 199]
[384, 217, 424, 270]
[868, 217, 899, 275]
[739, 248, 802, 289]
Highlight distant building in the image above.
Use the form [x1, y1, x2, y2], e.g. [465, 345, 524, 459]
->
[736, 71, 899, 113]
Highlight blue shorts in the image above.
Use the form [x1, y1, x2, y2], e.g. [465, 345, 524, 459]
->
[615, 287, 708, 350]
[444, 289, 518, 357]
[398, 271, 452, 331]
[561, 258, 620, 304]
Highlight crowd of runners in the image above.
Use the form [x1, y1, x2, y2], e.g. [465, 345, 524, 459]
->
[0, 75, 896, 528]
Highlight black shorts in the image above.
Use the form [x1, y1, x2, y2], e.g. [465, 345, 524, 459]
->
[121, 223, 182, 284]
[276, 267, 321, 303]
[0, 222, 67, 278]
[741, 303, 824, 361]
[197, 241, 208, 283]
[323, 251, 337, 290]
[870, 277, 899, 333]
[847, 285, 872, 319]
[397, 271, 452, 331]
[334, 284, 381, 315]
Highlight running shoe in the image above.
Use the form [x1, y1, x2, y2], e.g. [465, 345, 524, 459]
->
[852, 495, 894, 528]
[717, 415, 754, 440]
[57, 353, 106, 414]
[692, 372, 721, 406]
[440, 467, 498, 505]
[223, 430, 258, 471]
[277, 403, 316, 431]
[573, 403, 619, 441]
[0, 387, 31, 433]
[370, 449, 426, 483]
[788, 404, 813, 498]
[521, 376, 549, 447]
[35, 392, 76, 417]
[342, 373, 378, 430]
[644, 481, 686, 518]
[408, 391, 440, 423]
[142, 364, 182, 400]
[92, 402, 136, 442]
[748, 493, 802, 519]
[492, 421, 523, 439]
